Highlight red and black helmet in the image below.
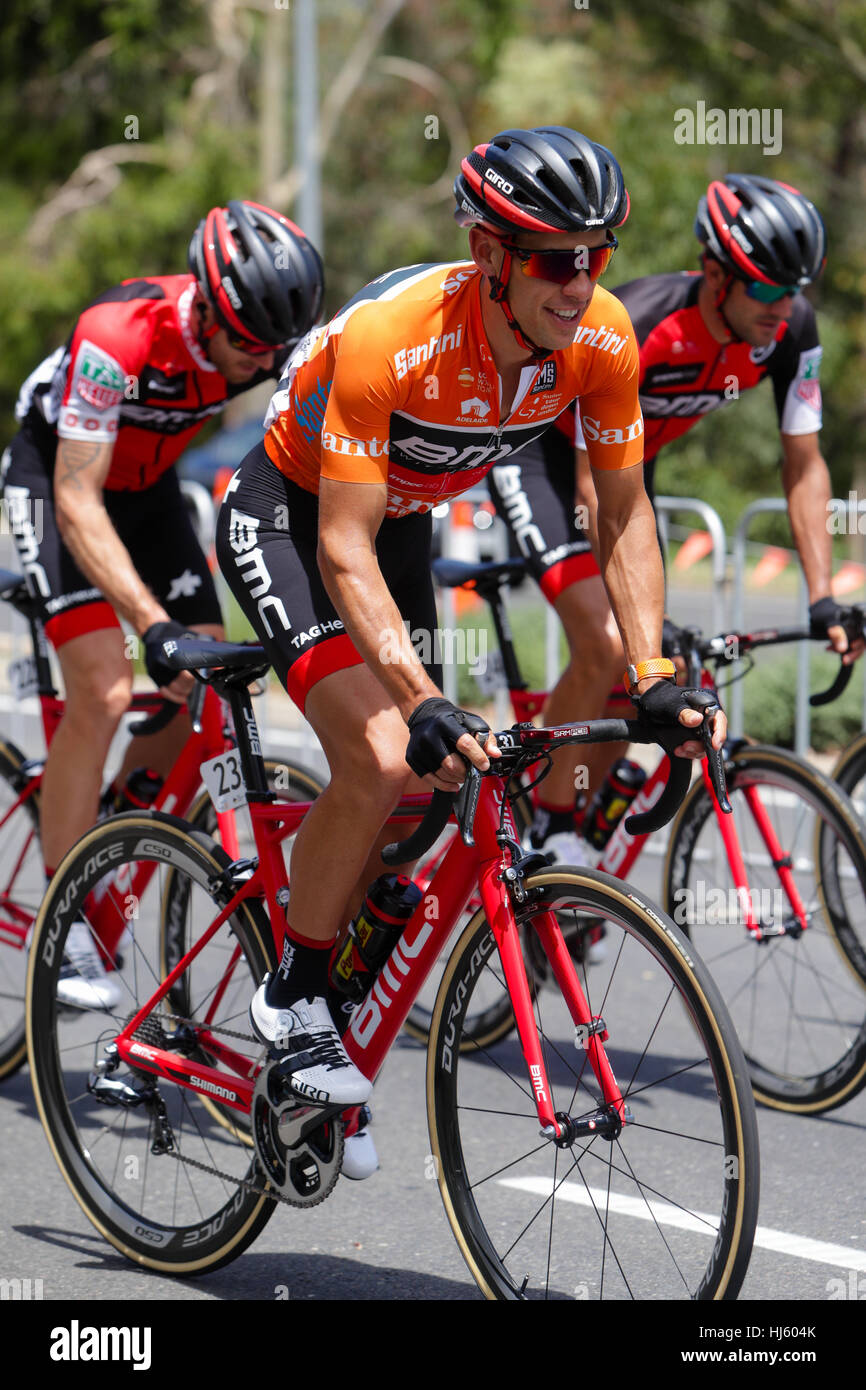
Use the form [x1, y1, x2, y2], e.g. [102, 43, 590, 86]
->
[454, 127, 630, 237]
[188, 200, 324, 348]
[695, 175, 826, 287]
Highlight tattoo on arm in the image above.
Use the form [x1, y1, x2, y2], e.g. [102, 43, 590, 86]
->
[57, 440, 106, 493]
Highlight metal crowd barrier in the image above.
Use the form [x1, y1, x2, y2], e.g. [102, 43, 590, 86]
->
[434, 491, 865, 757]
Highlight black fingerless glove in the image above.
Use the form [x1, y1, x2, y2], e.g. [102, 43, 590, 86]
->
[809, 597, 846, 643]
[405, 697, 490, 778]
[633, 679, 718, 725]
[142, 620, 196, 690]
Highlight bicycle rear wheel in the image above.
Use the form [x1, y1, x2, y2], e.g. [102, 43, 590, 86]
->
[428, 867, 759, 1300]
[0, 740, 42, 1079]
[27, 813, 279, 1273]
[665, 746, 866, 1113]
[831, 731, 866, 812]
[185, 755, 324, 849]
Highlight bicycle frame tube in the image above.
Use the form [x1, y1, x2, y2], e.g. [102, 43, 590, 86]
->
[99, 771, 627, 1131]
[595, 756, 668, 878]
[701, 759, 809, 939]
[84, 687, 243, 958]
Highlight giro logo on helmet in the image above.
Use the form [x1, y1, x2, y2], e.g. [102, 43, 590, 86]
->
[220, 276, 242, 310]
[485, 169, 514, 194]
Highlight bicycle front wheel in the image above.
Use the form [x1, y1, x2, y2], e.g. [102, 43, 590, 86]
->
[27, 813, 279, 1274]
[0, 739, 42, 1079]
[665, 746, 866, 1113]
[428, 867, 759, 1301]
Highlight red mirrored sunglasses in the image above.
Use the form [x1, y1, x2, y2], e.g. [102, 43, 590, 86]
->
[225, 329, 282, 357]
[501, 236, 618, 286]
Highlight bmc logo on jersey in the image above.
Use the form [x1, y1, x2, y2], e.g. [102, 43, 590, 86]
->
[580, 415, 644, 445]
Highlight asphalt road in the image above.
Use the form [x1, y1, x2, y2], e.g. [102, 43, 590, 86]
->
[1, 540, 865, 1334]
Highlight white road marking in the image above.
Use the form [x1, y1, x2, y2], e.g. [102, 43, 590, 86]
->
[500, 1176, 866, 1271]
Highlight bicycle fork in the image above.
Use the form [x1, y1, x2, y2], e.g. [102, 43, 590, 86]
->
[478, 865, 628, 1145]
[703, 759, 809, 941]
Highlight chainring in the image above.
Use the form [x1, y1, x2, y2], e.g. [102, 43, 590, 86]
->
[251, 1060, 344, 1207]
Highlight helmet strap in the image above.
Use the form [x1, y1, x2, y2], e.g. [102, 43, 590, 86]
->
[708, 271, 745, 345]
[487, 250, 552, 362]
[193, 295, 222, 357]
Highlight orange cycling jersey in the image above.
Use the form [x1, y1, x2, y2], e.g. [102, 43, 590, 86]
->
[264, 261, 644, 517]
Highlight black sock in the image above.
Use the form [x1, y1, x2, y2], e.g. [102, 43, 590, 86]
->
[265, 928, 334, 1008]
[529, 804, 576, 848]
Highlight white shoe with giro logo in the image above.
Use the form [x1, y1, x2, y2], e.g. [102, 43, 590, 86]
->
[248, 988, 373, 1107]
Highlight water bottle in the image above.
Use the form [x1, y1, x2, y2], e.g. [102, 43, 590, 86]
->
[111, 767, 164, 814]
[584, 759, 647, 850]
[330, 874, 423, 1003]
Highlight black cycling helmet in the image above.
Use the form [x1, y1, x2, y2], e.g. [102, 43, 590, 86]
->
[188, 200, 324, 348]
[454, 126, 630, 236]
[695, 175, 826, 287]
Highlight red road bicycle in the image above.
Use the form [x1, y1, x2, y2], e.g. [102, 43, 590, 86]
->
[26, 635, 759, 1300]
[0, 566, 323, 1078]
[414, 558, 866, 1115]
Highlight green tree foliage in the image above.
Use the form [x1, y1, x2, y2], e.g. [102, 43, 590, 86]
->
[0, 0, 862, 543]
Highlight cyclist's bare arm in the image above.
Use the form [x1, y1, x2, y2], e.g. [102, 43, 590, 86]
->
[316, 476, 495, 785]
[781, 430, 864, 663]
[592, 461, 725, 753]
[53, 438, 190, 697]
[575, 444, 601, 561]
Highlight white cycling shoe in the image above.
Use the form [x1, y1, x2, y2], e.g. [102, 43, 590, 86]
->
[249, 988, 373, 1107]
[343, 1122, 379, 1181]
[536, 834, 608, 965]
[539, 830, 592, 868]
[56, 919, 124, 1010]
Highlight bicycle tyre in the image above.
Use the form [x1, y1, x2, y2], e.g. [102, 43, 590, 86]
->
[664, 745, 866, 1114]
[829, 730, 866, 820]
[0, 739, 42, 1079]
[26, 812, 280, 1274]
[428, 866, 759, 1300]
[183, 756, 325, 843]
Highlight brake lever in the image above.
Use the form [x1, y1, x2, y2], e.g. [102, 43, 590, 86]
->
[624, 704, 729, 835]
[454, 765, 482, 847]
[700, 705, 731, 813]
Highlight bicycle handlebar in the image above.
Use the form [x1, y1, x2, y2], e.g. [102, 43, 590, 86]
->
[673, 604, 866, 708]
[381, 709, 728, 867]
[128, 700, 182, 737]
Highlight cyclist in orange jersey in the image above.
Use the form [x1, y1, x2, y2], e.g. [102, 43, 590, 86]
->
[211, 127, 726, 1149]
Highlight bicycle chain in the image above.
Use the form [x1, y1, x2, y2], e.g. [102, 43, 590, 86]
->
[134, 1013, 342, 1209]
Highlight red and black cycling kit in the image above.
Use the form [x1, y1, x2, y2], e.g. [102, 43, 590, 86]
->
[489, 269, 822, 595]
[217, 260, 644, 708]
[1, 274, 287, 646]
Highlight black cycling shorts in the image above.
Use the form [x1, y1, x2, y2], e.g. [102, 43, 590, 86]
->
[1, 426, 221, 649]
[486, 424, 599, 602]
[215, 442, 442, 712]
